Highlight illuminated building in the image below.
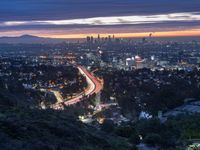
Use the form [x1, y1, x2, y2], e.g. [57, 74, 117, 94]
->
[135, 55, 146, 69]
[126, 58, 134, 66]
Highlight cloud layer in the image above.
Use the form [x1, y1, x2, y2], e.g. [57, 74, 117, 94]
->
[0, 0, 200, 37]
[1, 12, 200, 27]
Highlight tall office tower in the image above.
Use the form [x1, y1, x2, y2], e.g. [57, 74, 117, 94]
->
[86, 36, 91, 43]
[90, 36, 94, 43]
[97, 34, 100, 41]
[108, 35, 111, 42]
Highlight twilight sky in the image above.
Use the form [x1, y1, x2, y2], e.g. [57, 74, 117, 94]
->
[1, 0, 200, 38]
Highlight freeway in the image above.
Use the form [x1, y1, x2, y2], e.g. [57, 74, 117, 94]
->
[63, 66, 102, 106]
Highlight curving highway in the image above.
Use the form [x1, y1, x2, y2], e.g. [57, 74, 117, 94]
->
[63, 66, 102, 106]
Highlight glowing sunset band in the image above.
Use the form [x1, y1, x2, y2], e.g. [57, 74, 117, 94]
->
[1, 28, 200, 38]
[1, 12, 200, 27]
[41, 29, 200, 38]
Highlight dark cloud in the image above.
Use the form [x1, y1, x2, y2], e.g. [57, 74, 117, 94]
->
[0, 0, 200, 36]
[0, 0, 200, 21]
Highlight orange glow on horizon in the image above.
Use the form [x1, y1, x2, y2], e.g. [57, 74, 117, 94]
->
[1, 28, 200, 39]
[38, 29, 200, 39]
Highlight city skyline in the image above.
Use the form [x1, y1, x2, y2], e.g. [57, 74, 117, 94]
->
[0, 0, 200, 38]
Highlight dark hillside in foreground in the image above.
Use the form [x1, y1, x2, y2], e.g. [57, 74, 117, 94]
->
[0, 107, 132, 150]
[0, 88, 133, 150]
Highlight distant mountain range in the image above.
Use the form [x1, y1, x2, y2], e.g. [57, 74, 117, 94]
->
[0, 35, 79, 44]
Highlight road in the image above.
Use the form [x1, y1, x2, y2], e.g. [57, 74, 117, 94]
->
[63, 66, 102, 106]
[53, 66, 102, 109]
[51, 90, 64, 103]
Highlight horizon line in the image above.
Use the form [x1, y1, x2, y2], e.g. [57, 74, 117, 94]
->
[1, 29, 200, 39]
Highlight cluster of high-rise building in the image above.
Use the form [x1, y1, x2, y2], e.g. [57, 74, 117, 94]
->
[86, 34, 115, 43]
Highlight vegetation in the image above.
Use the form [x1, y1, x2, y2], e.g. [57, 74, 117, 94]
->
[98, 68, 200, 116]
[108, 114, 200, 149]
[0, 79, 133, 150]
[0, 106, 134, 150]
[0, 64, 87, 107]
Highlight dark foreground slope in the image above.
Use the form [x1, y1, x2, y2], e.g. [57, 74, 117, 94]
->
[0, 101, 132, 150]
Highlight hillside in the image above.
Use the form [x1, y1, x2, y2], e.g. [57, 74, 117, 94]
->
[0, 88, 133, 150]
